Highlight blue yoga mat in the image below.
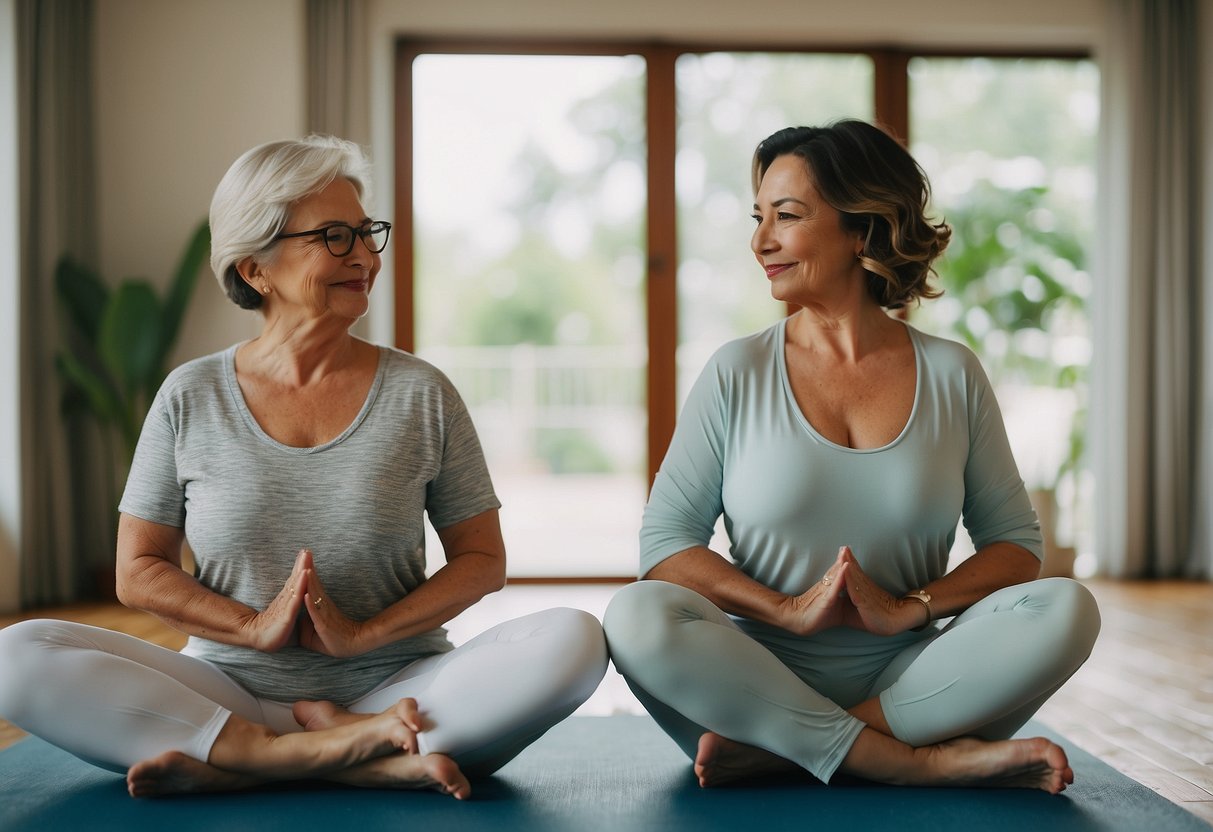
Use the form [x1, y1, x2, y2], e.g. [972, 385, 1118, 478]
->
[0, 716, 1206, 832]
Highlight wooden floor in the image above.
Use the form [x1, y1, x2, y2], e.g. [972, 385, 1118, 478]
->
[1, 580, 1210, 825]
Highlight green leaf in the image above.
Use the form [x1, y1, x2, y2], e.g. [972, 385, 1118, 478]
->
[160, 221, 210, 363]
[55, 350, 123, 423]
[99, 282, 163, 397]
[56, 258, 110, 345]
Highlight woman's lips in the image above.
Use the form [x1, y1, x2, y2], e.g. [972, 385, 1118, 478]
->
[764, 263, 793, 278]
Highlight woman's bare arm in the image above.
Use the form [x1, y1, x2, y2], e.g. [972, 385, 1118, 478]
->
[299, 508, 508, 657]
[116, 512, 306, 651]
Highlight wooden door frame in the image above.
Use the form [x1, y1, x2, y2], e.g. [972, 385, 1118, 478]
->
[393, 40, 1089, 580]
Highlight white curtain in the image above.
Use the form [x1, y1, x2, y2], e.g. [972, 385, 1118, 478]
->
[1092, 0, 1208, 578]
[306, 0, 369, 146]
[17, 0, 109, 604]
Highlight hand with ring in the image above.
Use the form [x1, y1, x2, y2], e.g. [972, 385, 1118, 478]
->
[776, 550, 851, 637]
[242, 549, 310, 653]
[833, 546, 922, 636]
[297, 553, 369, 658]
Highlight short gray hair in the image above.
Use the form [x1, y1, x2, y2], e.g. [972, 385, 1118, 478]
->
[209, 135, 373, 310]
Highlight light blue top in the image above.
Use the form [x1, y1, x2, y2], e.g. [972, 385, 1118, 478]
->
[640, 318, 1042, 683]
[119, 344, 500, 704]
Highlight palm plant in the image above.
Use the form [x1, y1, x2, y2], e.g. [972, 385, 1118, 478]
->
[55, 220, 211, 465]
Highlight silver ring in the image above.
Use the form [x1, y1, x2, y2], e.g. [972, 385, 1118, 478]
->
[822, 577, 831, 586]
[313, 596, 324, 607]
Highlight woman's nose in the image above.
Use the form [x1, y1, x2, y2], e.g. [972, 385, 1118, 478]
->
[751, 220, 775, 254]
[346, 234, 375, 266]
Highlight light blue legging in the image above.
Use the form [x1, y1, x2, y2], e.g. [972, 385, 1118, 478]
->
[603, 577, 1100, 784]
[0, 607, 607, 777]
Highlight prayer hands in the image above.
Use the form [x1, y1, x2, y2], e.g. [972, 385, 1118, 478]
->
[295, 551, 369, 658]
[778, 553, 852, 636]
[832, 547, 923, 636]
[781, 547, 928, 637]
[244, 549, 310, 652]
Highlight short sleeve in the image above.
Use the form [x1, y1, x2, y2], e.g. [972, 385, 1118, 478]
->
[639, 355, 729, 576]
[424, 385, 501, 530]
[118, 389, 187, 527]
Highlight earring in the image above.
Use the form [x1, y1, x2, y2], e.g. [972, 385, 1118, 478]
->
[261, 283, 272, 295]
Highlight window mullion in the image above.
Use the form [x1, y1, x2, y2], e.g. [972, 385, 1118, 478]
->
[645, 46, 679, 487]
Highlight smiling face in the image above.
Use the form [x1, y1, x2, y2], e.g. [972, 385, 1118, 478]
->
[750, 154, 865, 310]
[255, 177, 380, 323]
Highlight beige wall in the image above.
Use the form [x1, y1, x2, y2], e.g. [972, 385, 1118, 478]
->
[95, 0, 307, 368]
[367, 0, 1099, 48]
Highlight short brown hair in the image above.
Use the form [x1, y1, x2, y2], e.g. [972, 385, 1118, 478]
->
[752, 120, 950, 309]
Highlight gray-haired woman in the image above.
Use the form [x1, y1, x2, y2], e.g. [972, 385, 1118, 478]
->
[0, 136, 607, 799]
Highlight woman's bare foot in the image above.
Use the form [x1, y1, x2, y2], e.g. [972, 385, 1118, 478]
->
[294, 698, 469, 799]
[694, 732, 801, 787]
[293, 699, 367, 731]
[126, 747, 471, 800]
[294, 698, 426, 736]
[326, 751, 471, 799]
[127, 752, 262, 798]
[208, 699, 419, 779]
[925, 736, 1074, 794]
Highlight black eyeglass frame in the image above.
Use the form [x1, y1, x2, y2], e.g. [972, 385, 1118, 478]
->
[274, 221, 392, 257]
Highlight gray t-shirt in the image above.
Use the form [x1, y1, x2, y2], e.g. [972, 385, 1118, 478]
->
[119, 343, 500, 704]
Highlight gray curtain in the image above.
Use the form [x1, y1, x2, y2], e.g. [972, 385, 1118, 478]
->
[17, 0, 106, 605]
[1092, 0, 1207, 578]
[306, 0, 369, 145]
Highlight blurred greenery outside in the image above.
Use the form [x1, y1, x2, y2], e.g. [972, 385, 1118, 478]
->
[412, 53, 1097, 574]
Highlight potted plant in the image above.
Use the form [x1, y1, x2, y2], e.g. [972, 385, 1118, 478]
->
[54, 221, 211, 593]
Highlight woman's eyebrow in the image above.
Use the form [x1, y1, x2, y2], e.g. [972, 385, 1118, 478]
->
[754, 197, 809, 210]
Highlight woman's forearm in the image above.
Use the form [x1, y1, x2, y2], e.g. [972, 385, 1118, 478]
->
[357, 551, 505, 651]
[118, 552, 267, 644]
[116, 513, 298, 651]
[646, 547, 796, 630]
[918, 542, 1041, 619]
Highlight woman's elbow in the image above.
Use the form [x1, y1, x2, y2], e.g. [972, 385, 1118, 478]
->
[483, 551, 507, 593]
[113, 566, 140, 608]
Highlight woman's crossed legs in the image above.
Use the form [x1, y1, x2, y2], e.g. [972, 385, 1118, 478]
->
[603, 578, 1099, 793]
[0, 607, 607, 798]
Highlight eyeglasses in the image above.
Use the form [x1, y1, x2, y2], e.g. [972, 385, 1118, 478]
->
[275, 221, 392, 257]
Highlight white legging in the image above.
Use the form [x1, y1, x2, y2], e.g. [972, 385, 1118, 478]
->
[603, 577, 1100, 783]
[0, 607, 607, 777]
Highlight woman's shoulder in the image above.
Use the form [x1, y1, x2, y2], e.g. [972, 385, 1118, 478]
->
[373, 344, 469, 409]
[375, 344, 454, 384]
[157, 346, 234, 393]
[907, 325, 987, 376]
[704, 321, 783, 374]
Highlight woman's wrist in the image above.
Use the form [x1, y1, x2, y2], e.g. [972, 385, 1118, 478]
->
[901, 590, 932, 631]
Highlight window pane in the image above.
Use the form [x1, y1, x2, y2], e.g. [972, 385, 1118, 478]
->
[909, 57, 1099, 572]
[412, 54, 647, 577]
[675, 53, 874, 402]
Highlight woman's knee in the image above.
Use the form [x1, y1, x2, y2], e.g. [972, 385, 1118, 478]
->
[509, 607, 609, 704]
[992, 577, 1101, 672]
[603, 580, 711, 670]
[0, 620, 72, 718]
[1037, 577, 1101, 653]
[544, 606, 609, 679]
